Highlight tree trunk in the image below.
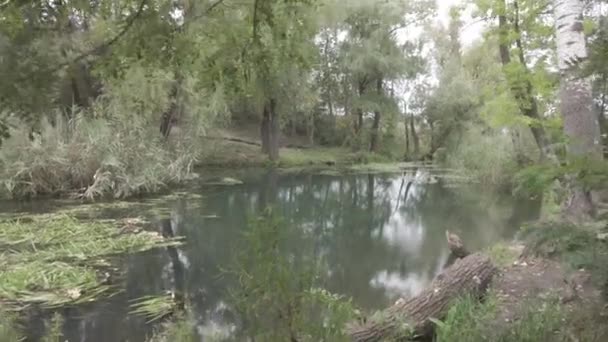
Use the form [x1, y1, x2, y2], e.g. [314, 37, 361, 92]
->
[370, 78, 382, 152]
[404, 111, 410, 157]
[498, 0, 550, 159]
[261, 103, 271, 155]
[356, 80, 366, 133]
[160, 81, 180, 138]
[554, 0, 603, 220]
[347, 253, 496, 341]
[598, 74, 608, 158]
[410, 113, 419, 156]
[268, 98, 280, 161]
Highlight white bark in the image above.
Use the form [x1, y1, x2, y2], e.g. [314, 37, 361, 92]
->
[553, 0, 603, 220]
[554, 0, 603, 157]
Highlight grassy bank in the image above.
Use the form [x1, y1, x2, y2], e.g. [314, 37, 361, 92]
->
[0, 119, 409, 201]
[198, 136, 394, 169]
[434, 218, 608, 342]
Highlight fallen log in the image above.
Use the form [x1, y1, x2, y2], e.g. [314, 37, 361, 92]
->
[347, 253, 496, 341]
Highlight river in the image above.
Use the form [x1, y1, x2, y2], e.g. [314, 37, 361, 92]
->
[5, 168, 540, 341]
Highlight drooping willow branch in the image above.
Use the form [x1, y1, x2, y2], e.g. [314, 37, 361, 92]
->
[16, 0, 148, 81]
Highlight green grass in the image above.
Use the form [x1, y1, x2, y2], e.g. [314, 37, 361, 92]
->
[486, 242, 521, 267]
[0, 308, 22, 342]
[0, 115, 199, 200]
[199, 137, 402, 170]
[435, 294, 567, 342]
[518, 220, 608, 282]
[0, 215, 183, 307]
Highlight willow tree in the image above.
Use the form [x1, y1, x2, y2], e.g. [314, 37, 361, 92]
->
[340, 0, 433, 152]
[249, 0, 318, 160]
[553, 0, 603, 219]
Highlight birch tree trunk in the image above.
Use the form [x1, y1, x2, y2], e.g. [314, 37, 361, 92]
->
[554, 0, 603, 220]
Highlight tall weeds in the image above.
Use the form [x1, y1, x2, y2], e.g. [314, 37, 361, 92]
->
[0, 114, 198, 200]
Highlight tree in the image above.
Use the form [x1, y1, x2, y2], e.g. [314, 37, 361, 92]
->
[553, 0, 603, 219]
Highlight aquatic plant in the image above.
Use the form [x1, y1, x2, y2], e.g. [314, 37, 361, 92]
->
[0, 215, 183, 307]
[224, 210, 358, 341]
[130, 293, 178, 323]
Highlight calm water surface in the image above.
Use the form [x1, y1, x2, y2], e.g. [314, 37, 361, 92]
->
[8, 169, 539, 341]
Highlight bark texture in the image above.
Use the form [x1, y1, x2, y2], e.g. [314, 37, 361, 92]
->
[260, 98, 280, 160]
[554, 0, 603, 219]
[347, 253, 496, 341]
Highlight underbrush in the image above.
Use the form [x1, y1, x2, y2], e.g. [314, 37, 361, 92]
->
[518, 220, 608, 291]
[435, 294, 567, 342]
[443, 126, 520, 186]
[0, 116, 199, 200]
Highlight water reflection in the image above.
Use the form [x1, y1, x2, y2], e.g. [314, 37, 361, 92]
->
[20, 170, 539, 341]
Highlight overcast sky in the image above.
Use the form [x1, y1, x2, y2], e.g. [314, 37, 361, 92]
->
[437, 0, 485, 47]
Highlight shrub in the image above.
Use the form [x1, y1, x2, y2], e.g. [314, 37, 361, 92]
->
[444, 125, 519, 186]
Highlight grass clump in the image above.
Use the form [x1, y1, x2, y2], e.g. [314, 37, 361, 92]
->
[486, 242, 521, 267]
[435, 294, 567, 342]
[130, 294, 178, 323]
[0, 115, 199, 200]
[0, 215, 182, 307]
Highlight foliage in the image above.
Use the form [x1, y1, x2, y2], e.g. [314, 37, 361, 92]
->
[224, 210, 358, 341]
[0, 113, 199, 200]
[435, 294, 567, 342]
[443, 125, 518, 186]
[518, 220, 608, 286]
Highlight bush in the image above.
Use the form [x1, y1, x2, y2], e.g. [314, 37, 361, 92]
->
[0, 114, 199, 199]
[444, 126, 518, 186]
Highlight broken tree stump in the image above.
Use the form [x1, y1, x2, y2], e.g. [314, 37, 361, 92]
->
[446, 230, 469, 258]
[347, 253, 497, 341]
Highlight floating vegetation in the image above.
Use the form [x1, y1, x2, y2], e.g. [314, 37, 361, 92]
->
[0, 215, 183, 308]
[130, 293, 178, 323]
[203, 177, 244, 186]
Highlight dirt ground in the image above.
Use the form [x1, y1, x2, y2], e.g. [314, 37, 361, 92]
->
[491, 244, 608, 340]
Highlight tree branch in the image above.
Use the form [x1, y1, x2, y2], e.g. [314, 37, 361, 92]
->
[17, 0, 148, 82]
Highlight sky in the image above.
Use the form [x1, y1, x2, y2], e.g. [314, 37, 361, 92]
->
[437, 0, 485, 48]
